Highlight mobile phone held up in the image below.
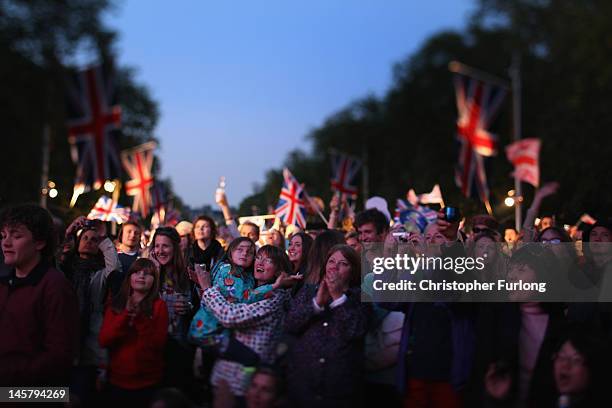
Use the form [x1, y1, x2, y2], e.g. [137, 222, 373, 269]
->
[443, 206, 461, 223]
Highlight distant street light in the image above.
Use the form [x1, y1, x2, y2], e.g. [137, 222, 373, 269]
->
[49, 188, 58, 198]
[104, 180, 116, 193]
[505, 196, 515, 207]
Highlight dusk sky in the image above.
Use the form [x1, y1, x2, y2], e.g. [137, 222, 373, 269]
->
[106, 0, 474, 208]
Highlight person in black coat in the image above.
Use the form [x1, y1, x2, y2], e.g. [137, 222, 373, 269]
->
[285, 244, 372, 408]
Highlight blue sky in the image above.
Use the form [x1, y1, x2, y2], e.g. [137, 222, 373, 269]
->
[106, 0, 474, 208]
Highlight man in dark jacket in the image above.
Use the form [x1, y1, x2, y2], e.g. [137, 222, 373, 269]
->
[0, 204, 79, 386]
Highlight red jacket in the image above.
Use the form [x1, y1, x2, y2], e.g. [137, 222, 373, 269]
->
[99, 298, 168, 389]
[0, 262, 79, 386]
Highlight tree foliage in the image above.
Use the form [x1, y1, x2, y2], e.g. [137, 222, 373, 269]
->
[239, 0, 612, 223]
[0, 0, 168, 222]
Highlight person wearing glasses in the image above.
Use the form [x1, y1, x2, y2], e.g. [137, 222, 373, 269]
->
[549, 328, 608, 407]
[468, 245, 567, 407]
[195, 245, 296, 404]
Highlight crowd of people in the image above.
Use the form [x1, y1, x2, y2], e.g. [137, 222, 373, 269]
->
[1, 181, 611, 408]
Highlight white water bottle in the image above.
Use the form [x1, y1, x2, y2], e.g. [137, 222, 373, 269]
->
[215, 176, 226, 205]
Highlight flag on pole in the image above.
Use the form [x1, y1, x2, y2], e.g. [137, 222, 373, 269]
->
[121, 142, 156, 218]
[275, 168, 307, 229]
[330, 151, 361, 198]
[453, 70, 506, 204]
[579, 214, 596, 225]
[66, 64, 122, 205]
[505, 138, 541, 187]
[150, 182, 180, 227]
[151, 182, 168, 222]
[87, 195, 130, 223]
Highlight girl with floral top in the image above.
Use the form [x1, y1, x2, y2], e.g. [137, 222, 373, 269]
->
[189, 237, 276, 348]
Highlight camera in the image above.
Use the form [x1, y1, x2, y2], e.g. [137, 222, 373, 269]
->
[392, 232, 410, 243]
[443, 206, 461, 223]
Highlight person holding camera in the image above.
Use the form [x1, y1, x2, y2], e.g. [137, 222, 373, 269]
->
[59, 215, 121, 406]
[377, 209, 476, 408]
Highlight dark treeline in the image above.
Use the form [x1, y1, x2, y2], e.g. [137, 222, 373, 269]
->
[238, 0, 612, 223]
[0, 0, 183, 221]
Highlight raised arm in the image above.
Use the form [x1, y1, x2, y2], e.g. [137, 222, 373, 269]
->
[522, 182, 559, 242]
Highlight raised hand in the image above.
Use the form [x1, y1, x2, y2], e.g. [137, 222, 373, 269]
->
[534, 181, 560, 201]
[149, 250, 161, 270]
[325, 270, 348, 301]
[126, 296, 140, 325]
[315, 279, 331, 308]
[194, 264, 212, 289]
[436, 211, 459, 241]
[329, 193, 340, 213]
[65, 216, 87, 237]
[273, 272, 303, 289]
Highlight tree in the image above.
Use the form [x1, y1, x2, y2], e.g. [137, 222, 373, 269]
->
[0, 0, 175, 223]
[238, 0, 612, 223]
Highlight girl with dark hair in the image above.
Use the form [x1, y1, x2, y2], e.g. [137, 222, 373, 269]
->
[287, 232, 313, 276]
[149, 227, 195, 395]
[189, 215, 223, 270]
[99, 258, 168, 408]
[285, 244, 371, 407]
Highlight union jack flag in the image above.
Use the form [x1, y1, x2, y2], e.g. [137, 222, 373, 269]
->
[395, 199, 438, 229]
[87, 195, 130, 224]
[150, 182, 180, 226]
[275, 168, 307, 229]
[66, 64, 122, 192]
[121, 142, 156, 218]
[151, 207, 181, 229]
[330, 151, 361, 198]
[453, 72, 506, 203]
[151, 182, 168, 218]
